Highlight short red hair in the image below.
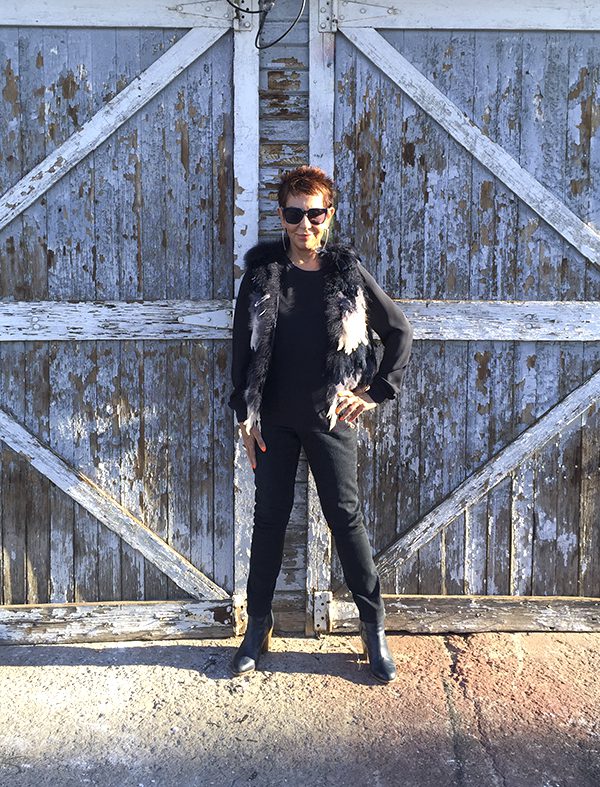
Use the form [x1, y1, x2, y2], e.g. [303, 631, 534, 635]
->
[277, 165, 336, 208]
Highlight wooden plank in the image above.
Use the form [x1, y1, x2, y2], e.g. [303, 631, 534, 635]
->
[0, 300, 230, 340]
[135, 28, 171, 601]
[308, 0, 334, 173]
[93, 27, 134, 602]
[418, 341, 444, 594]
[18, 25, 53, 599]
[372, 367, 600, 578]
[0, 27, 227, 232]
[8, 291, 600, 339]
[0, 31, 26, 606]
[1, 1, 234, 28]
[329, 595, 600, 634]
[212, 36, 235, 597]
[233, 21, 259, 294]
[0, 407, 229, 600]
[0, 361, 27, 605]
[336, 0, 600, 30]
[306, 469, 332, 634]
[341, 28, 600, 267]
[232, 19, 259, 605]
[0, 599, 233, 646]
[580, 400, 600, 596]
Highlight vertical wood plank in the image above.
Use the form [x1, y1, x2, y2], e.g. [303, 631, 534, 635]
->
[212, 34, 235, 595]
[44, 26, 75, 603]
[20, 27, 52, 599]
[233, 19, 258, 603]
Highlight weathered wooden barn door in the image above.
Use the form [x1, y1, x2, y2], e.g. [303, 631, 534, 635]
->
[0, 1, 259, 643]
[307, 0, 600, 633]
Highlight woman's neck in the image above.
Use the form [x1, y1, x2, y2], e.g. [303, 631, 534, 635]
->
[287, 249, 321, 270]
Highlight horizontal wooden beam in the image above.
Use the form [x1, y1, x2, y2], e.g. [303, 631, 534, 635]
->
[0, 407, 230, 601]
[402, 299, 600, 341]
[0, 299, 231, 340]
[0, 1, 235, 27]
[329, 595, 600, 633]
[1, 298, 599, 341]
[0, 27, 226, 232]
[336, 0, 600, 30]
[342, 27, 600, 268]
[369, 369, 600, 579]
[0, 599, 233, 645]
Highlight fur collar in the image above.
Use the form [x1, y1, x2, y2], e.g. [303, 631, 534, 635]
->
[244, 238, 362, 273]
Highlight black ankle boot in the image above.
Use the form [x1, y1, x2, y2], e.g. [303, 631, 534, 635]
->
[231, 610, 274, 676]
[359, 620, 397, 683]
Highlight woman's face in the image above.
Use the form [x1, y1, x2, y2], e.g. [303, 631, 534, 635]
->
[277, 190, 335, 256]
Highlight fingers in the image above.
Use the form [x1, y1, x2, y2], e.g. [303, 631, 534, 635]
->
[238, 424, 266, 471]
[246, 440, 256, 470]
[252, 426, 267, 453]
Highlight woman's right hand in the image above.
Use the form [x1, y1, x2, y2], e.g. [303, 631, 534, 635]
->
[239, 423, 266, 470]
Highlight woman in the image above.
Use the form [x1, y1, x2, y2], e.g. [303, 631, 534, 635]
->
[228, 165, 413, 683]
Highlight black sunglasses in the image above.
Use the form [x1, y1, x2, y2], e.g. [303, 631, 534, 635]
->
[282, 207, 329, 225]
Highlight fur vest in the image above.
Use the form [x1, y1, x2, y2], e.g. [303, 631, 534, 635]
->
[241, 239, 379, 433]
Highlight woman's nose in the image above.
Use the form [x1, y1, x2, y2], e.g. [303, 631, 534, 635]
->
[300, 214, 312, 229]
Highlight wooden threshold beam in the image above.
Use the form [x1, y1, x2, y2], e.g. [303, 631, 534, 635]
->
[0, 599, 233, 645]
[329, 594, 600, 633]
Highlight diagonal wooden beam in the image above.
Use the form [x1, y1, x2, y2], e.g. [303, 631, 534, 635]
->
[334, 367, 600, 591]
[341, 27, 600, 268]
[0, 406, 229, 601]
[0, 26, 226, 231]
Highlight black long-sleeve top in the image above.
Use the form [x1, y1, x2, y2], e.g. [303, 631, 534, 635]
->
[228, 255, 414, 424]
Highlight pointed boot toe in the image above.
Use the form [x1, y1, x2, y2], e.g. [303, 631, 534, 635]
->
[359, 620, 397, 684]
[231, 610, 274, 676]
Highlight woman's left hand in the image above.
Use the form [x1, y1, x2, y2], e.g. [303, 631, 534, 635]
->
[335, 388, 378, 425]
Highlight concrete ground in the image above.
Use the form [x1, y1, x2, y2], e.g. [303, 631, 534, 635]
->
[0, 631, 598, 786]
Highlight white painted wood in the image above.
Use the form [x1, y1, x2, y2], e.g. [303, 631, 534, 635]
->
[232, 11, 259, 602]
[0, 27, 226, 232]
[373, 369, 600, 578]
[309, 0, 335, 174]
[233, 5, 259, 296]
[1, 1, 234, 27]
[342, 28, 600, 267]
[336, 0, 600, 30]
[0, 599, 233, 645]
[0, 407, 230, 600]
[329, 595, 600, 633]
[0, 300, 230, 340]
[402, 299, 600, 341]
[0, 298, 598, 341]
[305, 470, 332, 634]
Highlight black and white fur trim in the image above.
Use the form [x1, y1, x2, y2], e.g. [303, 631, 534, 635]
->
[241, 239, 378, 433]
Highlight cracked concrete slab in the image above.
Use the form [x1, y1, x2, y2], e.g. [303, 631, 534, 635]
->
[0, 632, 598, 786]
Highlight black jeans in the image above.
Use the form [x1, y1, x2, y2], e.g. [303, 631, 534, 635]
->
[246, 408, 385, 624]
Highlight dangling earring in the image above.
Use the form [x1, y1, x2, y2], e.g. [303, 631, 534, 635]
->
[281, 228, 289, 250]
[320, 226, 330, 250]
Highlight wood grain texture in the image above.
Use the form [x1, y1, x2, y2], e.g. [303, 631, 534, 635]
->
[329, 594, 600, 633]
[0, 599, 233, 645]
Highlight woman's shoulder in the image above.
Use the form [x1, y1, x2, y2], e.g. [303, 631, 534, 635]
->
[243, 239, 285, 270]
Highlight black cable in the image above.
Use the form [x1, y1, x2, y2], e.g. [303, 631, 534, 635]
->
[225, 0, 307, 50]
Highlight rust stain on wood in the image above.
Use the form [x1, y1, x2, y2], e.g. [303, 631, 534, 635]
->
[474, 350, 491, 395]
[2, 59, 19, 118]
[267, 70, 301, 92]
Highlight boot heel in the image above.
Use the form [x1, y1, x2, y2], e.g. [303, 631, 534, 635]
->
[262, 626, 273, 653]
